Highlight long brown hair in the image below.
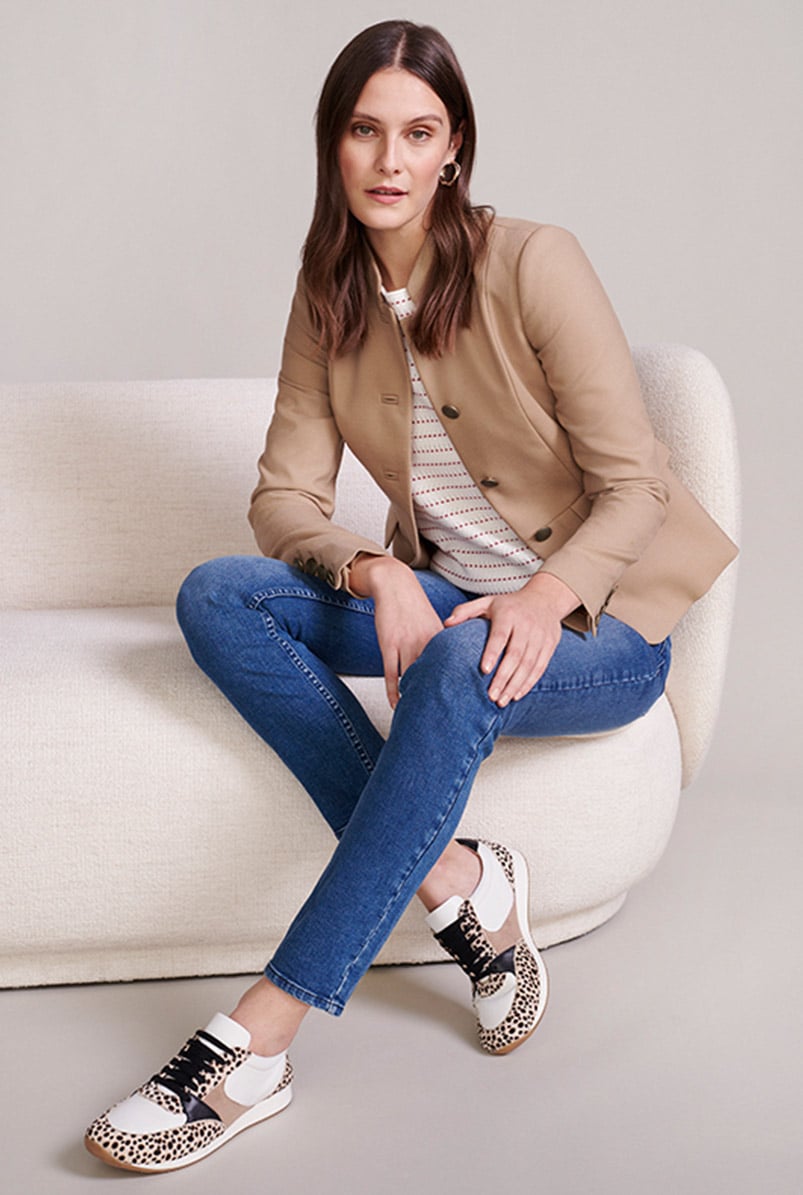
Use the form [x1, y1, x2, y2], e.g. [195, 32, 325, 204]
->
[302, 20, 491, 358]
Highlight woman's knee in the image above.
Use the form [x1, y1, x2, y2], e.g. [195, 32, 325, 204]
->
[177, 556, 234, 623]
[176, 555, 294, 639]
[176, 557, 236, 651]
[402, 620, 491, 695]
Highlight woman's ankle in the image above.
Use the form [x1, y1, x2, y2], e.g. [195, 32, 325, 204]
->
[421, 839, 521, 955]
[229, 976, 309, 1056]
[417, 839, 482, 913]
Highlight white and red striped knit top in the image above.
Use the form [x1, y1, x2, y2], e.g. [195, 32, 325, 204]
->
[382, 286, 543, 594]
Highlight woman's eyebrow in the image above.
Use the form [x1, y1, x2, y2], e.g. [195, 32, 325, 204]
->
[351, 110, 444, 126]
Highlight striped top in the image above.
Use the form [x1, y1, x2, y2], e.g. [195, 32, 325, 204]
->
[382, 286, 543, 594]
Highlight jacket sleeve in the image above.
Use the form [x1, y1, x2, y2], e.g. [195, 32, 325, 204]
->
[517, 225, 670, 627]
[248, 273, 387, 588]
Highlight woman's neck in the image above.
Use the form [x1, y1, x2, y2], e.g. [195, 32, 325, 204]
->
[366, 226, 428, 291]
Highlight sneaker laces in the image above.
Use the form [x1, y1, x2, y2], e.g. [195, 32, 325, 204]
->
[458, 906, 497, 979]
[152, 1031, 236, 1100]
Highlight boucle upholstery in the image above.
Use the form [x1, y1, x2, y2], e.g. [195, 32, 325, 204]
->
[0, 346, 738, 987]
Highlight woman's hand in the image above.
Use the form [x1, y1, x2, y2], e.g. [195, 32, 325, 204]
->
[444, 572, 579, 707]
[349, 555, 444, 709]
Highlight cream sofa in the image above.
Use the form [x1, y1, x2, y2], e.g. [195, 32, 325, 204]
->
[0, 346, 739, 987]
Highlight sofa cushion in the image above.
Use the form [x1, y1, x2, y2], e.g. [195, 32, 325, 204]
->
[1, 604, 681, 986]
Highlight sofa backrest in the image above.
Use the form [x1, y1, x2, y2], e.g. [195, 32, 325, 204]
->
[630, 345, 740, 784]
[0, 345, 739, 785]
[0, 378, 384, 610]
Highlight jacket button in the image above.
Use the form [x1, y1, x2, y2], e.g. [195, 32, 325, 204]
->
[442, 404, 461, 419]
[480, 477, 499, 488]
[534, 527, 552, 542]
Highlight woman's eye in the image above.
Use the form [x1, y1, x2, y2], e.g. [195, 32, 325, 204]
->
[353, 124, 374, 137]
[409, 128, 431, 142]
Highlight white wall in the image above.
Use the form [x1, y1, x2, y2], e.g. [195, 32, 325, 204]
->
[2, 0, 801, 766]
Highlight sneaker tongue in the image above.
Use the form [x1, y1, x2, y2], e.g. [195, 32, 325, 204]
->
[203, 1012, 251, 1052]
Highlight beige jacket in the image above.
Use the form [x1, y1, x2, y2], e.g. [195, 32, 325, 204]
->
[249, 218, 737, 643]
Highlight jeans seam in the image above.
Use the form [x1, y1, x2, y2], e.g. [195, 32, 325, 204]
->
[246, 586, 374, 615]
[259, 613, 377, 777]
[331, 708, 504, 1005]
[531, 645, 669, 693]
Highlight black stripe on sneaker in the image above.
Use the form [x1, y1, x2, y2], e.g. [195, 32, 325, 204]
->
[488, 945, 516, 976]
[180, 1093, 222, 1124]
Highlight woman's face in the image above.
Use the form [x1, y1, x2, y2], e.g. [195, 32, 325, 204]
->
[338, 68, 461, 251]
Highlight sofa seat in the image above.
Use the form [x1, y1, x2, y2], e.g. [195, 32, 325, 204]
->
[2, 603, 681, 986]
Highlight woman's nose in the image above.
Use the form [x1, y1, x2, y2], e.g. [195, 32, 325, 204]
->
[376, 137, 401, 175]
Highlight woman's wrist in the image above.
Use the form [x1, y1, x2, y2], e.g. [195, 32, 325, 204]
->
[522, 570, 580, 620]
[348, 552, 409, 598]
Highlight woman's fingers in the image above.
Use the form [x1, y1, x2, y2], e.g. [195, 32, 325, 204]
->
[449, 598, 523, 680]
[481, 617, 515, 677]
[448, 589, 563, 707]
[382, 649, 401, 709]
[470, 594, 562, 706]
[368, 566, 445, 708]
[488, 635, 553, 705]
[383, 620, 445, 708]
[444, 596, 492, 625]
[445, 597, 502, 673]
[487, 627, 530, 704]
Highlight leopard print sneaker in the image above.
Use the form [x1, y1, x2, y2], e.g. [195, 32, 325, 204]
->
[84, 1013, 292, 1172]
[425, 839, 549, 1054]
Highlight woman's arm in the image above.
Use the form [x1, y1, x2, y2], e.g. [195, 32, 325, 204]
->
[250, 275, 445, 709]
[516, 224, 670, 625]
[248, 273, 387, 588]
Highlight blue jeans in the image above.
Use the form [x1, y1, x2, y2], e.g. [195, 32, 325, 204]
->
[177, 556, 670, 1016]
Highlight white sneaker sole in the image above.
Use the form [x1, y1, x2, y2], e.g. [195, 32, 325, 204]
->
[497, 847, 549, 1052]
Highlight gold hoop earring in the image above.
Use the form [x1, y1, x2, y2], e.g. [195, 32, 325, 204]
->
[438, 160, 461, 187]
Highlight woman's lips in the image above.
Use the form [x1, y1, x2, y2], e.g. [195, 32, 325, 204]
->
[366, 187, 407, 204]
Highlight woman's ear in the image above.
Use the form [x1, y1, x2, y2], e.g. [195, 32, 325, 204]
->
[450, 124, 464, 158]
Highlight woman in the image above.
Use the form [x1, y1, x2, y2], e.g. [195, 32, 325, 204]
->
[84, 20, 737, 1173]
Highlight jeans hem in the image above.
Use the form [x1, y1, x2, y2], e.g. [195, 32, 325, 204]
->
[263, 961, 346, 1017]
